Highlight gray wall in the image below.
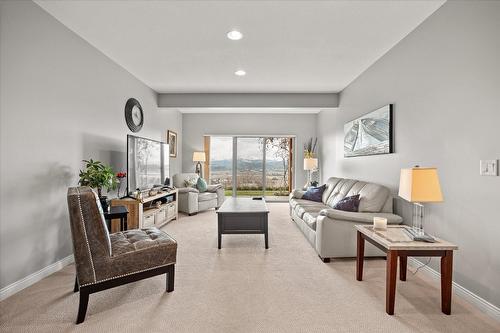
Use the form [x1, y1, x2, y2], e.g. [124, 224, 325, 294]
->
[0, 1, 181, 289]
[182, 113, 318, 188]
[317, 1, 500, 306]
[158, 93, 338, 108]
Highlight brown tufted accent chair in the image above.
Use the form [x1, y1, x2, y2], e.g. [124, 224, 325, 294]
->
[67, 187, 177, 324]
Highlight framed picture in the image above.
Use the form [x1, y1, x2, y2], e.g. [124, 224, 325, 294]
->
[167, 130, 177, 158]
[344, 104, 393, 157]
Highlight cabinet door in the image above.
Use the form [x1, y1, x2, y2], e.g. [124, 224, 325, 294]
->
[143, 213, 155, 227]
[167, 204, 176, 220]
[155, 208, 167, 226]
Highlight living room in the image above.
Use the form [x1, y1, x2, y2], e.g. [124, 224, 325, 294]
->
[1, 1, 499, 332]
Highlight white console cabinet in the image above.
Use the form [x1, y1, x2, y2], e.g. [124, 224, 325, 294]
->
[110, 189, 178, 232]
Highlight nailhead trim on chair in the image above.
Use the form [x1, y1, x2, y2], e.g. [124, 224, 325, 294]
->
[79, 261, 176, 287]
[76, 187, 97, 283]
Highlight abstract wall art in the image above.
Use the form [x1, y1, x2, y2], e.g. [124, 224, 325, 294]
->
[344, 104, 393, 157]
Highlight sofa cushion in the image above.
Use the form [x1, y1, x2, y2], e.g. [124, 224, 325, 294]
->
[196, 177, 208, 192]
[302, 184, 326, 202]
[323, 177, 391, 213]
[322, 177, 342, 203]
[332, 194, 360, 212]
[184, 177, 198, 188]
[290, 189, 305, 199]
[358, 183, 389, 212]
[302, 212, 319, 230]
[295, 202, 328, 219]
[198, 192, 217, 202]
[173, 173, 199, 188]
[290, 198, 312, 209]
[206, 184, 222, 192]
[325, 178, 358, 208]
[318, 209, 403, 224]
[110, 228, 175, 256]
[101, 228, 177, 283]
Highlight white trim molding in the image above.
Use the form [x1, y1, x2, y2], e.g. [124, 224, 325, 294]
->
[0, 255, 74, 301]
[408, 258, 500, 322]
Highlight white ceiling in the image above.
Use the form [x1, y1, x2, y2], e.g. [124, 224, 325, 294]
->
[35, 0, 445, 93]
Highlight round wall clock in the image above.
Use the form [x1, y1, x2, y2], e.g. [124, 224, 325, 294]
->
[124, 98, 144, 132]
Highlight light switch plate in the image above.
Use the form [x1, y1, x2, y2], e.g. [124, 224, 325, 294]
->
[480, 159, 498, 176]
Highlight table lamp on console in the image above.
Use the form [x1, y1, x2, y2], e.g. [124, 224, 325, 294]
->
[193, 151, 206, 177]
[398, 166, 443, 236]
[303, 157, 318, 189]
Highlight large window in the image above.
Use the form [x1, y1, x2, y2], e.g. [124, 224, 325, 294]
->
[237, 137, 264, 197]
[206, 136, 293, 201]
[208, 136, 233, 197]
[264, 138, 291, 198]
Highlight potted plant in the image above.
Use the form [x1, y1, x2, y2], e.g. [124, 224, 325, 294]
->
[304, 137, 318, 158]
[78, 159, 119, 211]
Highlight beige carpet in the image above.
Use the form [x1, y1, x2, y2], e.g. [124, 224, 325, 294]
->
[1, 203, 499, 333]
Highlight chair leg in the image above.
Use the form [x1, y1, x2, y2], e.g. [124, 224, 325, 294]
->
[73, 276, 79, 293]
[166, 264, 175, 292]
[76, 288, 90, 324]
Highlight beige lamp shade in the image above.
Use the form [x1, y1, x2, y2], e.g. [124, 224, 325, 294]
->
[398, 167, 443, 202]
[304, 158, 318, 171]
[192, 151, 206, 162]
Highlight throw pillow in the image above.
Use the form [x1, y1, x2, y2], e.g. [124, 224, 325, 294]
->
[302, 184, 326, 202]
[197, 177, 208, 192]
[333, 194, 360, 212]
[184, 176, 198, 188]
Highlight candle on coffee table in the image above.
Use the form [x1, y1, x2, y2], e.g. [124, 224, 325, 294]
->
[373, 217, 388, 230]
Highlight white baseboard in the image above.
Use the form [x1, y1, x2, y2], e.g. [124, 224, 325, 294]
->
[408, 258, 500, 322]
[0, 254, 74, 301]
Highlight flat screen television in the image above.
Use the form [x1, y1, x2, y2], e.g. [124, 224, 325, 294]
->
[127, 135, 169, 194]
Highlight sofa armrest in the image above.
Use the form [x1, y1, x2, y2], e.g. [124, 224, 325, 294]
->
[289, 189, 306, 199]
[318, 209, 403, 224]
[177, 187, 199, 194]
[206, 184, 222, 192]
[214, 187, 225, 208]
[177, 191, 199, 214]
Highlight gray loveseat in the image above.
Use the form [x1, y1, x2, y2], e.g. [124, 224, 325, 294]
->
[173, 173, 225, 215]
[290, 177, 403, 261]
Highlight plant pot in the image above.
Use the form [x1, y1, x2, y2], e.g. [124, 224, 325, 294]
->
[99, 196, 109, 212]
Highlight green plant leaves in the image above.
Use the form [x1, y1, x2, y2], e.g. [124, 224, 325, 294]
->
[78, 159, 118, 193]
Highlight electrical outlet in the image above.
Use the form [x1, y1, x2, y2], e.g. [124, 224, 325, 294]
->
[480, 160, 498, 176]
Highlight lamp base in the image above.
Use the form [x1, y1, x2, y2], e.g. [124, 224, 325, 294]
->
[412, 202, 425, 235]
[303, 170, 312, 190]
[403, 227, 436, 242]
[195, 162, 202, 176]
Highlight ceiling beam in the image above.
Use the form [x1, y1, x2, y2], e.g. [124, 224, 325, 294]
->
[157, 93, 338, 108]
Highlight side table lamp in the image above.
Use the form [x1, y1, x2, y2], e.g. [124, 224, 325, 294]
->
[193, 151, 206, 177]
[398, 166, 443, 237]
[303, 157, 318, 189]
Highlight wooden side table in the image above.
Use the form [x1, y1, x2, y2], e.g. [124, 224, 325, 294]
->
[355, 225, 458, 315]
[104, 206, 129, 232]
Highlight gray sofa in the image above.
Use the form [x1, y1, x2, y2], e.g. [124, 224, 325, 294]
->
[290, 177, 403, 261]
[173, 173, 225, 215]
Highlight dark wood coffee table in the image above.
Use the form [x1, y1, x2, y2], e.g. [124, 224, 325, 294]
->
[216, 198, 269, 249]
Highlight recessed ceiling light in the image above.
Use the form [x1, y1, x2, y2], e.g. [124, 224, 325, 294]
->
[234, 70, 246, 76]
[227, 30, 243, 41]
